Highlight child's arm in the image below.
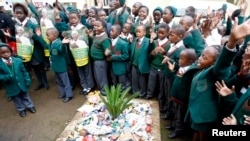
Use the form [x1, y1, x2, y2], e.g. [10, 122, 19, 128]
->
[222, 114, 238, 125]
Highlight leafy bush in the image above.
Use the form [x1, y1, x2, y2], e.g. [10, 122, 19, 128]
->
[99, 84, 139, 120]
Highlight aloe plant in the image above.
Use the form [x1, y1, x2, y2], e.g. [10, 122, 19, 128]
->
[99, 84, 139, 120]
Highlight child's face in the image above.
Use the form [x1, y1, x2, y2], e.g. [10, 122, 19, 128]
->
[132, 3, 141, 16]
[110, 26, 119, 39]
[168, 29, 182, 44]
[88, 9, 96, 18]
[0, 47, 11, 60]
[113, 0, 121, 8]
[179, 51, 191, 67]
[135, 26, 146, 39]
[109, 2, 115, 12]
[197, 47, 217, 69]
[46, 31, 56, 42]
[98, 11, 107, 21]
[179, 18, 190, 31]
[69, 13, 79, 26]
[162, 8, 172, 23]
[93, 21, 105, 35]
[153, 10, 162, 24]
[122, 24, 131, 34]
[157, 27, 168, 40]
[14, 7, 26, 21]
[138, 7, 148, 21]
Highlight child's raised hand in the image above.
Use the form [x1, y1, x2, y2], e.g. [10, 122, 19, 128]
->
[244, 115, 250, 125]
[215, 80, 235, 97]
[86, 29, 94, 37]
[161, 55, 170, 64]
[228, 18, 250, 48]
[222, 114, 237, 125]
[167, 61, 175, 72]
[156, 47, 165, 54]
[97, 0, 103, 9]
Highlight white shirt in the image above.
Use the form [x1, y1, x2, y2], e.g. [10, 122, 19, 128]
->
[168, 40, 183, 53]
[205, 28, 222, 46]
[111, 37, 119, 46]
[158, 38, 168, 46]
[71, 23, 84, 31]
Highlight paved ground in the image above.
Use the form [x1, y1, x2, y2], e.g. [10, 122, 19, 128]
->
[0, 70, 192, 141]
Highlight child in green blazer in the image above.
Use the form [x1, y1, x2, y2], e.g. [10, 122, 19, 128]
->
[185, 18, 250, 141]
[146, 23, 170, 110]
[0, 43, 36, 117]
[107, 24, 130, 91]
[46, 28, 73, 103]
[130, 25, 153, 98]
[161, 24, 186, 120]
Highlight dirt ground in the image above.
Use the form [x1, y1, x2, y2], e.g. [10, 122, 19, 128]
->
[0, 70, 192, 141]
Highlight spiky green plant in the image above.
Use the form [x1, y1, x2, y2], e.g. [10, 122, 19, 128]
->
[99, 84, 139, 120]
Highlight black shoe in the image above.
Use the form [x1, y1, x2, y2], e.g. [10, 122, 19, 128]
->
[34, 84, 44, 90]
[63, 97, 72, 103]
[7, 97, 13, 102]
[168, 131, 183, 139]
[160, 106, 168, 113]
[27, 107, 36, 113]
[160, 112, 174, 120]
[44, 83, 49, 90]
[165, 124, 175, 130]
[19, 110, 26, 117]
[80, 88, 92, 95]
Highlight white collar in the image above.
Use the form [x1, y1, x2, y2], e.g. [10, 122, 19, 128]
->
[158, 38, 168, 46]
[168, 20, 174, 28]
[111, 37, 119, 45]
[71, 23, 84, 30]
[15, 17, 29, 27]
[172, 40, 183, 48]
[2, 57, 12, 63]
[116, 7, 123, 15]
[139, 16, 149, 25]
[137, 37, 144, 43]
[96, 32, 106, 37]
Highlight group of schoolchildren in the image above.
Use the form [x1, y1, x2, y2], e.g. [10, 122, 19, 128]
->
[1, 0, 250, 140]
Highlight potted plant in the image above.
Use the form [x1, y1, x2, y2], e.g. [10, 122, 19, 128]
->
[99, 84, 139, 120]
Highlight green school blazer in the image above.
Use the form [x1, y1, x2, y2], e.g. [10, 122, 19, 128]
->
[232, 90, 250, 125]
[111, 38, 129, 76]
[185, 47, 237, 124]
[24, 21, 46, 63]
[0, 57, 31, 97]
[107, 9, 129, 28]
[130, 37, 153, 74]
[190, 29, 204, 57]
[183, 32, 194, 50]
[50, 38, 68, 73]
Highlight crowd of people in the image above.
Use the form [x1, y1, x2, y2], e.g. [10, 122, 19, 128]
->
[0, 0, 250, 140]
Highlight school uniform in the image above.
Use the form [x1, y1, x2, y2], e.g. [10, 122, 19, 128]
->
[0, 57, 34, 112]
[50, 38, 73, 99]
[107, 7, 129, 28]
[183, 31, 194, 50]
[163, 40, 186, 116]
[90, 32, 111, 95]
[185, 46, 238, 131]
[189, 29, 205, 57]
[132, 18, 151, 38]
[146, 38, 170, 108]
[15, 18, 49, 89]
[130, 37, 153, 97]
[110, 37, 130, 91]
